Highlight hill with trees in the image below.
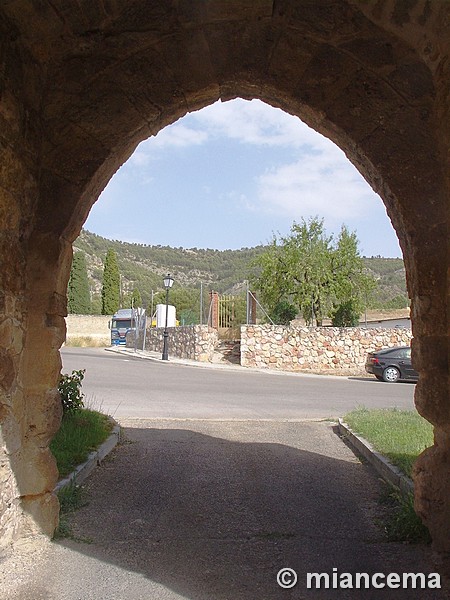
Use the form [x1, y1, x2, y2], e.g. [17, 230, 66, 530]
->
[72, 228, 409, 316]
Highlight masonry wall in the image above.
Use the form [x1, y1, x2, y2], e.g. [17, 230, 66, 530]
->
[132, 325, 219, 362]
[241, 325, 413, 375]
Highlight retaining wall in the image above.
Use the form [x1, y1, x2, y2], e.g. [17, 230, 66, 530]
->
[132, 325, 219, 362]
[241, 325, 413, 374]
[65, 314, 110, 345]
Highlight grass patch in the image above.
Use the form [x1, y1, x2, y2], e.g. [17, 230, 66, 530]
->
[343, 407, 433, 544]
[343, 407, 433, 478]
[50, 409, 113, 478]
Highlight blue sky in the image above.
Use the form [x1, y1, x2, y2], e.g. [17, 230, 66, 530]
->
[85, 98, 402, 258]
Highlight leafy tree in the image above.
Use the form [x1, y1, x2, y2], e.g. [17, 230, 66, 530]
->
[284, 218, 334, 325]
[252, 218, 333, 325]
[179, 308, 197, 326]
[101, 248, 120, 315]
[331, 225, 376, 320]
[150, 286, 203, 324]
[270, 300, 297, 325]
[252, 218, 376, 326]
[68, 252, 91, 314]
[331, 300, 360, 327]
[249, 237, 287, 317]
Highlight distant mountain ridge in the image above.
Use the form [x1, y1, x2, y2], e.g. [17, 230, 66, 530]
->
[73, 229, 409, 310]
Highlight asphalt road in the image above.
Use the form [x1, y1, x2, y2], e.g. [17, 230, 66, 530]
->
[60, 347, 417, 420]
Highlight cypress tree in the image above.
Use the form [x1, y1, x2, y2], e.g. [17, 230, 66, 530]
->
[131, 288, 142, 307]
[68, 252, 91, 314]
[101, 248, 120, 315]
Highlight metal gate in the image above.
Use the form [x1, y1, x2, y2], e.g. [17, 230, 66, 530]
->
[208, 290, 260, 340]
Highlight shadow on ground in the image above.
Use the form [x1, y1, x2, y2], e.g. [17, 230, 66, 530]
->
[40, 422, 444, 599]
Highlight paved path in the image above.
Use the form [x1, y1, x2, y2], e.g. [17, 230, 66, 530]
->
[3, 419, 444, 600]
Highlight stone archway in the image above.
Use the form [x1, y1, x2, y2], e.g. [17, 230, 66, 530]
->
[0, 0, 449, 574]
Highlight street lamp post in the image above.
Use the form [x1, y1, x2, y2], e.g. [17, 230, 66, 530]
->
[162, 273, 174, 361]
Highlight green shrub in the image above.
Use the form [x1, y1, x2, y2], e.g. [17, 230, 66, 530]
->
[58, 369, 86, 414]
[331, 300, 360, 327]
[270, 300, 297, 325]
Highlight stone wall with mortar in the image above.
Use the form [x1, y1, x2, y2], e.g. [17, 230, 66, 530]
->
[241, 325, 413, 375]
[132, 325, 219, 362]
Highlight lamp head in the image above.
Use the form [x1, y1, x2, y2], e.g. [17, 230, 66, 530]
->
[163, 274, 174, 289]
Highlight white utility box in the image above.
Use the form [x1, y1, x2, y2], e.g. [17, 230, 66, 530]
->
[156, 304, 176, 328]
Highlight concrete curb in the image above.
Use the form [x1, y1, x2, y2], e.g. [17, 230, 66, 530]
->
[54, 420, 121, 493]
[104, 346, 246, 372]
[338, 418, 414, 497]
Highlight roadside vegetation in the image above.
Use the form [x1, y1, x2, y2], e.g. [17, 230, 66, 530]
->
[378, 486, 431, 544]
[344, 407, 433, 543]
[52, 368, 113, 539]
[51, 369, 113, 477]
[54, 483, 90, 540]
[51, 409, 113, 477]
[344, 407, 433, 477]
[64, 336, 109, 348]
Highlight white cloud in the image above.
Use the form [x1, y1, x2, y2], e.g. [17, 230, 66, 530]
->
[191, 98, 327, 149]
[128, 98, 327, 152]
[130, 149, 152, 167]
[256, 145, 381, 224]
[126, 98, 382, 226]
[152, 123, 209, 148]
[128, 99, 356, 186]
[220, 190, 251, 209]
[129, 124, 209, 168]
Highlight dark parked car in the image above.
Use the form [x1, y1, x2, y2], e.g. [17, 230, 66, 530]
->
[365, 346, 418, 383]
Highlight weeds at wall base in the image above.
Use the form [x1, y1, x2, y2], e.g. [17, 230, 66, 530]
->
[54, 484, 91, 542]
[378, 484, 431, 545]
[65, 336, 109, 347]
